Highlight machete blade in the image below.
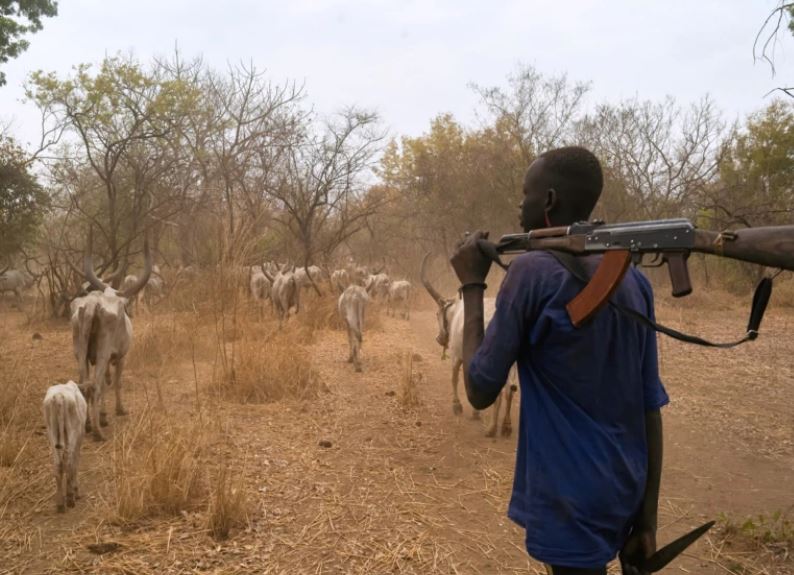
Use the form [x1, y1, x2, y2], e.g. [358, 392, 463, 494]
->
[643, 520, 715, 572]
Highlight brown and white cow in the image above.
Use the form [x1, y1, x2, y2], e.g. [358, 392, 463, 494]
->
[420, 253, 517, 437]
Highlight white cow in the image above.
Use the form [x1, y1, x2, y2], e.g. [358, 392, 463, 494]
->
[0, 269, 32, 300]
[338, 285, 369, 372]
[263, 266, 300, 321]
[350, 265, 370, 287]
[72, 238, 151, 441]
[365, 273, 390, 300]
[142, 264, 165, 305]
[386, 280, 411, 319]
[420, 254, 517, 437]
[123, 265, 164, 313]
[249, 266, 271, 301]
[43, 381, 88, 512]
[294, 265, 323, 290]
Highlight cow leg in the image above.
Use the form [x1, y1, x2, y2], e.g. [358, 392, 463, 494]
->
[451, 359, 463, 415]
[99, 368, 111, 427]
[91, 364, 107, 441]
[353, 338, 362, 372]
[501, 384, 517, 437]
[114, 358, 127, 416]
[80, 361, 92, 433]
[65, 455, 76, 508]
[72, 434, 82, 501]
[53, 453, 65, 513]
[346, 328, 355, 363]
[485, 391, 502, 437]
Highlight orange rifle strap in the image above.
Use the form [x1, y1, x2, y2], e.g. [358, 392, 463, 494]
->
[566, 250, 632, 327]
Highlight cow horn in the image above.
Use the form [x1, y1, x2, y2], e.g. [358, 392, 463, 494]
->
[120, 235, 152, 298]
[84, 228, 109, 292]
[420, 252, 446, 306]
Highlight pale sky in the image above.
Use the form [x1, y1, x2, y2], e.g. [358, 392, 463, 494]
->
[1, 0, 792, 149]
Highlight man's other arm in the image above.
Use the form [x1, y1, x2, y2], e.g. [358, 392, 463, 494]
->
[641, 409, 663, 532]
[461, 285, 496, 410]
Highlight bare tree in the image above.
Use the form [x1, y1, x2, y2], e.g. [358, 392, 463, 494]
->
[577, 96, 725, 220]
[471, 64, 590, 163]
[201, 63, 305, 261]
[26, 56, 199, 280]
[264, 108, 385, 292]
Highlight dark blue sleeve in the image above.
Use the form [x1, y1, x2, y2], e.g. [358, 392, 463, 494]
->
[637, 273, 670, 410]
[468, 256, 536, 397]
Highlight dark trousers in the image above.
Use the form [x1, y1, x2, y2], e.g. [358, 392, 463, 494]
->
[547, 565, 607, 575]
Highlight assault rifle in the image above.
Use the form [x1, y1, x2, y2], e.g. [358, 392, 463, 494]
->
[480, 218, 794, 331]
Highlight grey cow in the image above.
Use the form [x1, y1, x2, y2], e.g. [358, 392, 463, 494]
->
[71, 238, 151, 441]
[338, 284, 369, 372]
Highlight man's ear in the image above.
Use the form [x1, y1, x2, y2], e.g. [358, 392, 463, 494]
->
[545, 188, 558, 211]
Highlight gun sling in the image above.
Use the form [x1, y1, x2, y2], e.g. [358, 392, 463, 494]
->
[546, 250, 773, 349]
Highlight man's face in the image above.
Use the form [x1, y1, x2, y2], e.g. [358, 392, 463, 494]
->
[519, 158, 550, 232]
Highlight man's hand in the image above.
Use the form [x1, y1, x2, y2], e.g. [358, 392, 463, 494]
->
[619, 526, 656, 575]
[450, 230, 492, 285]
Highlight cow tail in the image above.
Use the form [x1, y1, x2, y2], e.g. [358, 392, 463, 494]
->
[77, 303, 97, 375]
[48, 395, 67, 469]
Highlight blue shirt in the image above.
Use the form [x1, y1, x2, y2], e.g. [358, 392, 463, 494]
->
[469, 251, 669, 568]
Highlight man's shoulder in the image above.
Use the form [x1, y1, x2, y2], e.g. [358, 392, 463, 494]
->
[498, 251, 567, 303]
[509, 251, 564, 275]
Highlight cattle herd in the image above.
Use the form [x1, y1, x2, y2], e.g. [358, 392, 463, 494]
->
[0, 249, 516, 514]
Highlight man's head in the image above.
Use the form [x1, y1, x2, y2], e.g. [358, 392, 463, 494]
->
[520, 146, 603, 232]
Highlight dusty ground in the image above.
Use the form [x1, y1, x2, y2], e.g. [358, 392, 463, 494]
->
[0, 289, 792, 574]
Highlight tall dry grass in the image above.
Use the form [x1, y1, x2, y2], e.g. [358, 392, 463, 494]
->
[216, 324, 321, 403]
[297, 291, 345, 332]
[399, 353, 422, 409]
[0, 334, 56, 523]
[126, 311, 209, 371]
[207, 462, 249, 541]
[110, 410, 206, 523]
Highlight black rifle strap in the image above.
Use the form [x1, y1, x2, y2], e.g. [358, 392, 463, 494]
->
[547, 250, 773, 349]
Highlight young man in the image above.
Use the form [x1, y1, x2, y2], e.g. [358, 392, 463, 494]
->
[450, 147, 668, 575]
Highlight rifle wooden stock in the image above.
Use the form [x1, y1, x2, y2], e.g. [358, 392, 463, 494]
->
[694, 227, 794, 271]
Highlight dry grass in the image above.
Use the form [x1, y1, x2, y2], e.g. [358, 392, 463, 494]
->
[206, 461, 249, 541]
[718, 510, 794, 558]
[399, 353, 422, 409]
[0, 349, 38, 429]
[298, 291, 345, 332]
[0, 430, 27, 468]
[127, 311, 208, 371]
[768, 277, 794, 309]
[110, 410, 207, 523]
[216, 326, 321, 403]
